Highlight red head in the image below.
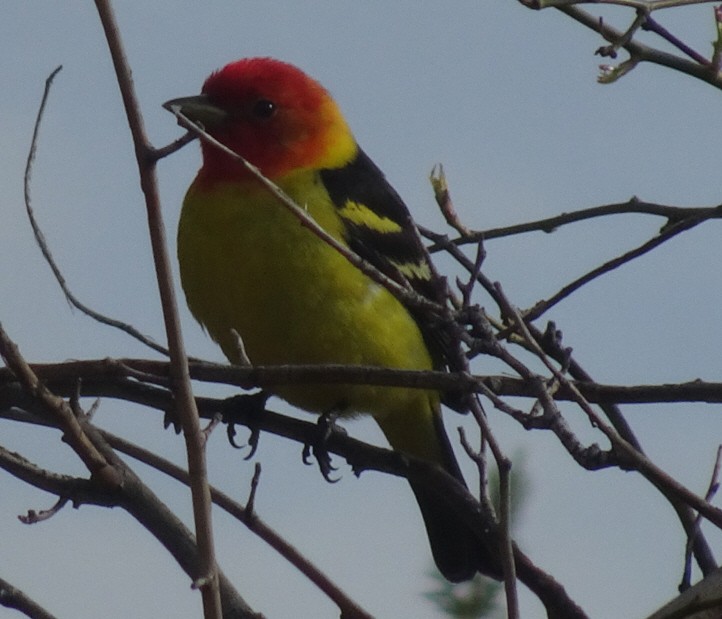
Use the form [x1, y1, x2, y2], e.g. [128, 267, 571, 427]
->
[168, 58, 357, 183]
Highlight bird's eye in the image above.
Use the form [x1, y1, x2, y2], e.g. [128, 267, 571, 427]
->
[251, 98, 276, 119]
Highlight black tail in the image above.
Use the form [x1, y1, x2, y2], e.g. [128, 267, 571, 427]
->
[409, 414, 501, 582]
[376, 409, 501, 582]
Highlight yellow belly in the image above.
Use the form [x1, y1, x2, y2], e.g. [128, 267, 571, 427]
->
[178, 174, 437, 421]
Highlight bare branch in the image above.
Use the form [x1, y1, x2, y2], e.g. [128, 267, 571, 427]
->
[0, 419, 258, 618]
[0, 576, 58, 619]
[429, 199, 721, 248]
[524, 211, 713, 321]
[555, 4, 722, 89]
[0, 323, 120, 487]
[93, 2, 222, 616]
[7, 358, 722, 409]
[100, 430, 375, 619]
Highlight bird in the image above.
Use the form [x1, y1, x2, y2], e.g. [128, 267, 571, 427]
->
[164, 57, 494, 582]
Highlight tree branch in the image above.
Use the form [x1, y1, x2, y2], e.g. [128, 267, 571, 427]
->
[0, 576, 58, 619]
[92, 2, 221, 617]
[99, 430, 375, 619]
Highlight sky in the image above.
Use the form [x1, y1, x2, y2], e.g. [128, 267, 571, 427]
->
[2, 2, 722, 618]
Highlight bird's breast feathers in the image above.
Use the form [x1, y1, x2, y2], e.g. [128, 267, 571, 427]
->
[178, 168, 436, 416]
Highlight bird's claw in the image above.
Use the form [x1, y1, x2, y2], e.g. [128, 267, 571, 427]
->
[221, 391, 269, 459]
[303, 409, 347, 483]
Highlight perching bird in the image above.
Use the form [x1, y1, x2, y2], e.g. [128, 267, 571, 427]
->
[165, 57, 494, 582]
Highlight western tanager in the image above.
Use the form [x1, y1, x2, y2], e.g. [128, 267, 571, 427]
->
[165, 58, 490, 582]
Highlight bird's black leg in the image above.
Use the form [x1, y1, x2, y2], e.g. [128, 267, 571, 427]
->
[302, 407, 347, 483]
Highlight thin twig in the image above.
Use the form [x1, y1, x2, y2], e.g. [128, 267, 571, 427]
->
[682, 445, 722, 589]
[596, 8, 649, 58]
[556, 4, 722, 89]
[23, 66, 168, 357]
[642, 14, 710, 65]
[153, 131, 197, 160]
[18, 496, 69, 524]
[428, 199, 721, 250]
[245, 463, 261, 521]
[495, 286, 722, 534]
[523, 211, 715, 321]
[467, 398, 519, 618]
[524, 318, 717, 574]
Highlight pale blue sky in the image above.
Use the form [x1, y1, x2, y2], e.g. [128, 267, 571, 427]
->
[2, 3, 722, 618]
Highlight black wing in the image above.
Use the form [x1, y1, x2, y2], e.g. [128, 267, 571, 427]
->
[319, 147, 456, 373]
[319, 147, 446, 305]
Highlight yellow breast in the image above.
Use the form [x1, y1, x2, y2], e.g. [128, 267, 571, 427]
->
[177, 172, 437, 420]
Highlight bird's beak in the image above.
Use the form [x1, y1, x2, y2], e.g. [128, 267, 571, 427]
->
[162, 94, 229, 128]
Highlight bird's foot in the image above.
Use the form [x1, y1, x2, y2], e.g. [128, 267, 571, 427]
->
[221, 391, 270, 459]
[303, 409, 347, 482]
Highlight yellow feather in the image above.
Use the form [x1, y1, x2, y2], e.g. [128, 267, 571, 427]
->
[337, 199, 404, 233]
[178, 172, 444, 463]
